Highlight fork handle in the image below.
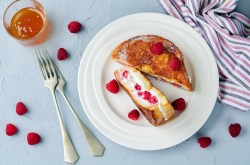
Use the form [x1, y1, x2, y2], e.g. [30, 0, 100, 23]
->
[50, 90, 78, 164]
[59, 91, 105, 156]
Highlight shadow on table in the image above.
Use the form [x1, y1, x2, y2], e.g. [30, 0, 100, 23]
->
[235, 0, 250, 18]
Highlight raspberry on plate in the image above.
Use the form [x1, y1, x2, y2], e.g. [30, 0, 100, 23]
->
[16, 102, 27, 115]
[197, 137, 212, 148]
[106, 79, 119, 94]
[150, 42, 164, 55]
[6, 123, 18, 136]
[229, 123, 241, 138]
[128, 109, 140, 120]
[171, 98, 186, 111]
[27, 132, 41, 145]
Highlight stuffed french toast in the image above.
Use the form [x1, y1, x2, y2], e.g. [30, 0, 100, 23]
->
[114, 66, 174, 126]
[112, 35, 192, 91]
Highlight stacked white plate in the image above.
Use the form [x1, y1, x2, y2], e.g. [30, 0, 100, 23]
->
[78, 13, 219, 150]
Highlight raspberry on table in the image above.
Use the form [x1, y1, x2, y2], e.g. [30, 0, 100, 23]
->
[197, 137, 212, 148]
[16, 102, 27, 115]
[27, 132, 41, 145]
[6, 123, 18, 136]
[57, 48, 68, 60]
[229, 123, 241, 138]
[68, 21, 82, 33]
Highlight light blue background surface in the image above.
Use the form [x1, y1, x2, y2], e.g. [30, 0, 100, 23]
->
[0, 0, 249, 164]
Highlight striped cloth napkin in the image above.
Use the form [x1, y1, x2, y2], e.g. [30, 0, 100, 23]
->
[159, 0, 250, 111]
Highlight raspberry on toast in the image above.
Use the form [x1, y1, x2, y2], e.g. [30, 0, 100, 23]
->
[114, 66, 174, 126]
[112, 35, 192, 91]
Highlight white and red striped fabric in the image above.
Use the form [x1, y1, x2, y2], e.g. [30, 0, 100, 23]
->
[159, 0, 250, 111]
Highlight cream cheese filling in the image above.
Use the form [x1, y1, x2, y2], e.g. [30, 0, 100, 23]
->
[118, 68, 168, 120]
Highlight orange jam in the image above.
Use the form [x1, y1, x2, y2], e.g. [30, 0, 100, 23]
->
[8, 7, 44, 39]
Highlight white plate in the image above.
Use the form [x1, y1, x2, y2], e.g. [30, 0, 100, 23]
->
[78, 13, 219, 150]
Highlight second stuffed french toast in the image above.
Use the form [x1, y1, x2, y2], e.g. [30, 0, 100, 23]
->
[114, 66, 174, 126]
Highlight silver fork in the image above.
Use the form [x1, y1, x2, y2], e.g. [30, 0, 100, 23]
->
[54, 65, 105, 156]
[36, 48, 78, 164]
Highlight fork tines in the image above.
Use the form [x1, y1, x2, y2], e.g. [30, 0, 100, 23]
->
[35, 47, 57, 80]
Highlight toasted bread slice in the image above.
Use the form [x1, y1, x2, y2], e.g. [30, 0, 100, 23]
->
[112, 35, 192, 91]
[114, 66, 174, 126]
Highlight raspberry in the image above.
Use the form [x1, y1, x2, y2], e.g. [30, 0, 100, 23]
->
[198, 137, 212, 148]
[106, 79, 119, 94]
[128, 109, 140, 120]
[6, 124, 18, 136]
[137, 92, 143, 96]
[143, 91, 151, 100]
[122, 70, 129, 78]
[68, 21, 82, 33]
[150, 42, 164, 55]
[16, 102, 27, 115]
[57, 48, 68, 60]
[229, 123, 241, 138]
[170, 57, 181, 71]
[172, 98, 186, 111]
[149, 96, 158, 104]
[27, 132, 41, 145]
[134, 84, 141, 90]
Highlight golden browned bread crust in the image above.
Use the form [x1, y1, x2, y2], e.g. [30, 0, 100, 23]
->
[112, 35, 192, 91]
[114, 66, 174, 126]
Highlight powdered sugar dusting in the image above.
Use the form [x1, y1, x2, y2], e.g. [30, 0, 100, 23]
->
[117, 35, 153, 60]
[118, 43, 128, 60]
[128, 35, 151, 42]
[165, 41, 177, 52]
